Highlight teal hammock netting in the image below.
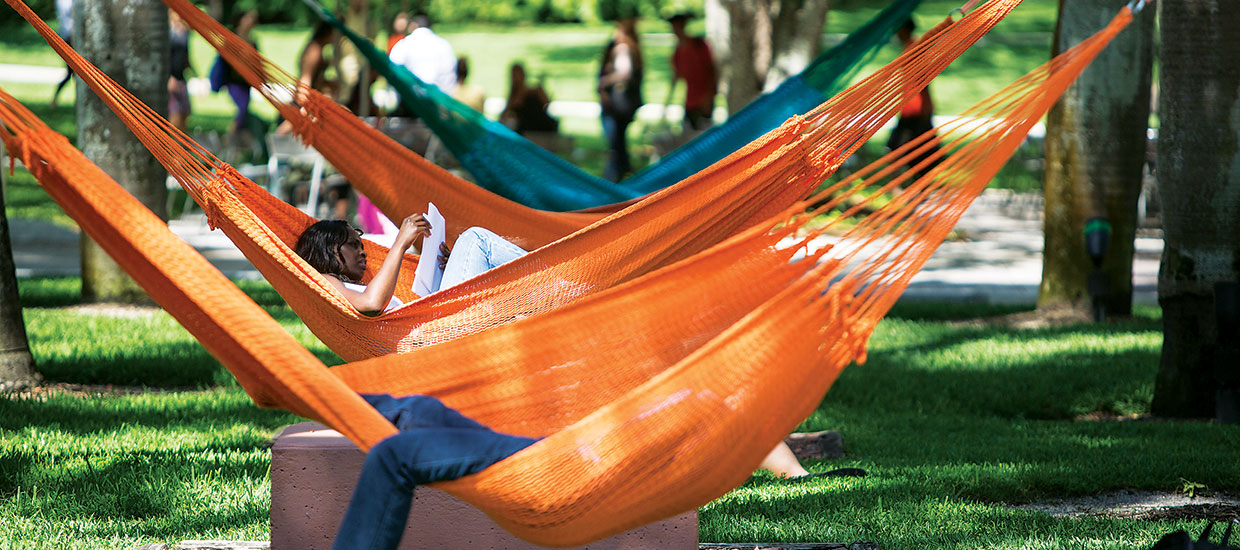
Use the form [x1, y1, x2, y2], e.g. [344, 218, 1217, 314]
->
[305, 0, 921, 211]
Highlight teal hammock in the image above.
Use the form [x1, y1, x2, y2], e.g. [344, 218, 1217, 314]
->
[305, 0, 921, 211]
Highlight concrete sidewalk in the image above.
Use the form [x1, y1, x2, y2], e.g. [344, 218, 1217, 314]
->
[901, 190, 1160, 305]
[9, 215, 263, 281]
[7, 189, 1161, 305]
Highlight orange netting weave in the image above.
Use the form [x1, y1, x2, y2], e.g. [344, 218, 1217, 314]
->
[0, 4, 1134, 544]
[164, 0, 980, 240]
[8, 0, 1026, 363]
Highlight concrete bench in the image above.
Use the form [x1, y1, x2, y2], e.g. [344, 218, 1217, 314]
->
[270, 422, 699, 550]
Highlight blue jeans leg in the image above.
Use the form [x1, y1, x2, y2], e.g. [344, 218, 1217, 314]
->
[439, 227, 529, 290]
[601, 112, 632, 182]
[334, 395, 537, 550]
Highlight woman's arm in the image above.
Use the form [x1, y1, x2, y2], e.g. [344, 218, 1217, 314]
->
[338, 214, 429, 314]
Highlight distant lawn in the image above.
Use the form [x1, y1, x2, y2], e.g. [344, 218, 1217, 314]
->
[2, 278, 1236, 549]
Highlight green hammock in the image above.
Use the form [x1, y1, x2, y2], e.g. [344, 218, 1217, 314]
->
[306, 0, 920, 211]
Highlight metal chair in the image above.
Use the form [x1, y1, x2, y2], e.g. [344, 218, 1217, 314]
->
[266, 133, 326, 217]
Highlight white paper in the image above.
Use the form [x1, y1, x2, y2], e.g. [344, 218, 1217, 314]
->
[411, 202, 446, 297]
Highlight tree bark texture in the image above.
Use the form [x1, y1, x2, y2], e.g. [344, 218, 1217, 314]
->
[1038, 0, 1155, 316]
[1150, 0, 1240, 418]
[339, 0, 372, 115]
[75, 0, 169, 304]
[705, 0, 828, 114]
[0, 143, 40, 390]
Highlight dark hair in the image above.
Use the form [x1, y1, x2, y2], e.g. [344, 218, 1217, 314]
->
[412, 12, 432, 29]
[900, 18, 916, 34]
[295, 220, 359, 277]
[311, 21, 335, 43]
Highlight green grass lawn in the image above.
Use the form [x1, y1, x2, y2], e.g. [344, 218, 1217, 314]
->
[2, 279, 1236, 549]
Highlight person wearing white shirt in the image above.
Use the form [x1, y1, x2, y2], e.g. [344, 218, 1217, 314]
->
[388, 12, 458, 93]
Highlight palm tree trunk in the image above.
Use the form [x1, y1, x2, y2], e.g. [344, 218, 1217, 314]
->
[75, 0, 169, 304]
[0, 143, 39, 391]
[1038, 0, 1155, 319]
[706, 0, 828, 114]
[1150, 0, 1240, 418]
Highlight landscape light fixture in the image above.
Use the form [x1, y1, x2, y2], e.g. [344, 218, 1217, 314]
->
[1083, 217, 1111, 322]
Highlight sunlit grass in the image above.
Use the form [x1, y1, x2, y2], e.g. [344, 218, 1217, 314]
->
[3, 280, 1236, 549]
[702, 304, 1239, 550]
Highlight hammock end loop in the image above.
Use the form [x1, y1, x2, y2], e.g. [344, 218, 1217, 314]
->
[203, 200, 222, 232]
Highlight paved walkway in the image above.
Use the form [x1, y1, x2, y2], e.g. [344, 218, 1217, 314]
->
[899, 190, 1160, 305]
[7, 189, 1161, 305]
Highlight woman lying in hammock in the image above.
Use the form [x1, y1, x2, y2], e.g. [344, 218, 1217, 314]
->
[295, 214, 528, 314]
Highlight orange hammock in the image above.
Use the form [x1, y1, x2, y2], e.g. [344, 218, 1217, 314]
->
[10, 0, 1024, 363]
[162, 0, 1013, 247]
[1, 5, 1135, 544]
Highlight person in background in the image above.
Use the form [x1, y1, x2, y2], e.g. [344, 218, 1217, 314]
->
[500, 62, 558, 135]
[168, 11, 193, 133]
[49, 0, 74, 109]
[886, 18, 936, 156]
[597, 15, 643, 182]
[450, 56, 487, 114]
[298, 21, 340, 100]
[276, 20, 338, 135]
[385, 12, 410, 55]
[668, 12, 717, 132]
[389, 12, 457, 93]
[210, 10, 260, 136]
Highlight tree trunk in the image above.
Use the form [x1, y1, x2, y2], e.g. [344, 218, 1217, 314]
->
[1150, 0, 1240, 418]
[339, 0, 372, 116]
[765, 0, 830, 93]
[705, 0, 829, 114]
[75, 0, 169, 304]
[0, 143, 40, 391]
[1038, 0, 1155, 318]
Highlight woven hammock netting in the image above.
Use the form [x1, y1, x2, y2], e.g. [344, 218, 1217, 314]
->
[161, 0, 1001, 252]
[54, 0, 1032, 365]
[302, 0, 923, 211]
[2, 0, 1136, 544]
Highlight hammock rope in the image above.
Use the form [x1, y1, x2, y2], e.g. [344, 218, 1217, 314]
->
[302, 0, 924, 211]
[0, 4, 1134, 544]
[12, 0, 1027, 363]
[164, 0, 1017, 239]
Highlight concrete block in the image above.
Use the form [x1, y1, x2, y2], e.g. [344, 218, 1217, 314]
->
[270, 422, 699, 550]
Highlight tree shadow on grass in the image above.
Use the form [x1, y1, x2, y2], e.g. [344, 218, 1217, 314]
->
[0, 391, 296, 434]
[20, 277, 297, 311]
[830, 345, 1161, 421]
[3, 447, 270, 533]
[715, 445, 1232, 546]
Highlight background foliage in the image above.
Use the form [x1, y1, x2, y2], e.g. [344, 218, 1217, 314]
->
[0, 0, 715, 28]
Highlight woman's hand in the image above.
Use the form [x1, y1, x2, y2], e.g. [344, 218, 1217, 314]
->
[394, 214, 431, 251]
[438, 242, 451, 270]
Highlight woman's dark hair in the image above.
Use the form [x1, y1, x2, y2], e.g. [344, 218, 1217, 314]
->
[295, 219, 358, 277]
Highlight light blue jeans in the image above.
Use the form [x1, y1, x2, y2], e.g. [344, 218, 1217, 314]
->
[439, 227, 528, 290]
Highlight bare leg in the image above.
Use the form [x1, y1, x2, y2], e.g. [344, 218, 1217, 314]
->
[757, 441, 809, 478]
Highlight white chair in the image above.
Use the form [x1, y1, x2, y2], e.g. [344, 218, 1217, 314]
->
[266, 133, 326, 217]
